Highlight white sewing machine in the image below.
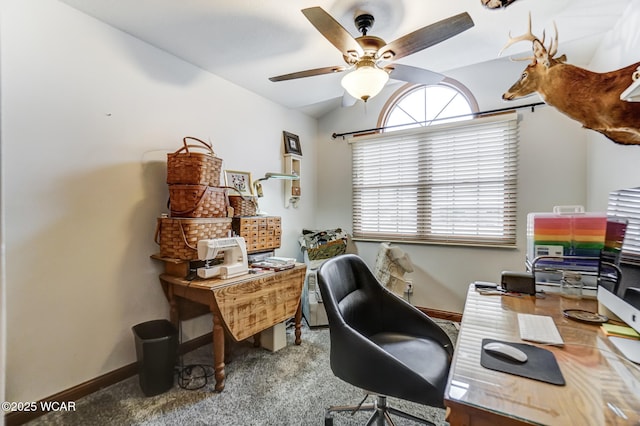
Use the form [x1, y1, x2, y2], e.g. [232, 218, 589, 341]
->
[196, 237, 248, 279]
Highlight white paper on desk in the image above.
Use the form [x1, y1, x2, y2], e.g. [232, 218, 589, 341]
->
[266, 257, 296, 265]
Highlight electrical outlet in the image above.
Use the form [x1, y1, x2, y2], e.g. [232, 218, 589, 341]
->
[404, 280, 413, 294]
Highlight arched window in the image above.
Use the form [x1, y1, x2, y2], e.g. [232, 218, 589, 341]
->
[351, 81, 519, 247]
[380, 79, 479, 131]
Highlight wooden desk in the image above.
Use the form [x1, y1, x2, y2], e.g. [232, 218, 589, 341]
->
[159, 264, 306, 391]
[445, 285, 640, 426]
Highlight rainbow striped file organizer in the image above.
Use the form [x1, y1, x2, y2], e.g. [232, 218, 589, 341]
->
[527, 206, 607, 261]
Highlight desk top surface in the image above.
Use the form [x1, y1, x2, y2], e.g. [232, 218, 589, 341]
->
[445, 285, 640, 425]
[160, 263, 306, 290]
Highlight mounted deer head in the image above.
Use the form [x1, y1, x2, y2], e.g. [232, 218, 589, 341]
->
[501, 14, 640, 145]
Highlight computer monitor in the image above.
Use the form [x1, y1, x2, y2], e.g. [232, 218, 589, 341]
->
[597, 274, 640, 363]
[597, 216, 640, 363]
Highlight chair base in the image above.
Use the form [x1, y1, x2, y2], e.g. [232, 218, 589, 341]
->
[324, 394, 435, 426]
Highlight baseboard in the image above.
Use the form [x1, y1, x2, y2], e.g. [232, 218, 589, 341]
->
[4, 363, 138, 426]
[3, 309, 460, 426]
[178, 331, 213, 355]
[417, 306, 463, 323]
[4, 332, 213, 426]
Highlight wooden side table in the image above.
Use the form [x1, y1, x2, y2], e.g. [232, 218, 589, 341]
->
[155, 260, 306, 391]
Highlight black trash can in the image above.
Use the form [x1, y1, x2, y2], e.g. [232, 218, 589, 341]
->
[132, 319, 178, 396]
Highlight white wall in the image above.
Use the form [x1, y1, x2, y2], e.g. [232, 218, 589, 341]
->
[0, 6, 5, 417]
[1, 0, 316, 403]
[317, 58, 588, 313]
[315, 3, 640, 312]
[586, 2, 640, 211]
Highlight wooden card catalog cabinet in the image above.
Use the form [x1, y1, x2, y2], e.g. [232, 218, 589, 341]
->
[232, 216, 282, 253]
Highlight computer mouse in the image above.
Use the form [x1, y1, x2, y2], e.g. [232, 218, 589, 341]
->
[483, 342, 528, 363]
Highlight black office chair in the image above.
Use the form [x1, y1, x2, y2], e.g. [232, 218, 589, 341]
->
[316, 254, 454, 426]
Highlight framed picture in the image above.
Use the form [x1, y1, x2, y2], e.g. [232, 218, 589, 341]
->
[224, 170, 254, 197]
[283, 131, 302, 156]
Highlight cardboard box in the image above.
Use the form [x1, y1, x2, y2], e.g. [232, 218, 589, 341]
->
[307, 290, 328, 327]
[260, 322, 287, 352]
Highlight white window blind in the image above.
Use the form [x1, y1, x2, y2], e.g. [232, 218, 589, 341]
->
[607, 187, 640, 264]
[351, 112, 519, 246]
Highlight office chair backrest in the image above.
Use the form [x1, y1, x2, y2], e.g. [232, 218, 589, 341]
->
[318, 254, 399, 337]
[318, 254, 378, 335]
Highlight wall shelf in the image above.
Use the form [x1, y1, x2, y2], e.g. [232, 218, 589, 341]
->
[283, 154, 301, 208]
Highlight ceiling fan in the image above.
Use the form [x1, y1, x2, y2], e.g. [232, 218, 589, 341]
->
[269, 7, 474, 102]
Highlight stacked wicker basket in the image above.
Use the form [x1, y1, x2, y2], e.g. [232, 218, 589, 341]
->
[227, 193, 258, 217]
[155, 137, 232, 260]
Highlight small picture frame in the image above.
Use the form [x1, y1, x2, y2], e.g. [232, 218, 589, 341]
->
[283, 131, 302, 156]
[224, 170, 254, 197]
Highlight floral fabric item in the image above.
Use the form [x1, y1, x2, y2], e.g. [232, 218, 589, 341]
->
[299, 228, 348, 261]
[374, 243, 414, 297]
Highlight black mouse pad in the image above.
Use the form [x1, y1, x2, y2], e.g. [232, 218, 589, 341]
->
[480, 338, 565, 386]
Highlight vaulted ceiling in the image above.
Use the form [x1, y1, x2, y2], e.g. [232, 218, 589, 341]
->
[59, 0, 631, 117]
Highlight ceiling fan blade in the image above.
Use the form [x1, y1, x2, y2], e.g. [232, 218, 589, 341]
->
[377, 12, 474, 61]
[302, 7, 363, 58]
[385, 64, 445, 85]
[269, 66, 347, 82]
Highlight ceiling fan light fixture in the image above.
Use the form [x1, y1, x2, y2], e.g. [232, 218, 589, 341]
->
[341, 62, 389, 102]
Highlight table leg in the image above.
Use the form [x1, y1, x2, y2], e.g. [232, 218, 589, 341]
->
[224, 333, 233, 363]
[253, 332, 262, 348]
[168, 285, 179, 329]
[294, 301, 302, 345]
[212, 312, 226, 392]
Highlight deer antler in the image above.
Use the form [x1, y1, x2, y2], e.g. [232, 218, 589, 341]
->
[500, 12, 561, 64]
[499, 12, 540, 58]
[547, 21, 558, 58]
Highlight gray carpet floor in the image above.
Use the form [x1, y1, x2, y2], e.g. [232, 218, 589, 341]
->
[29, 320, 458, 426]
